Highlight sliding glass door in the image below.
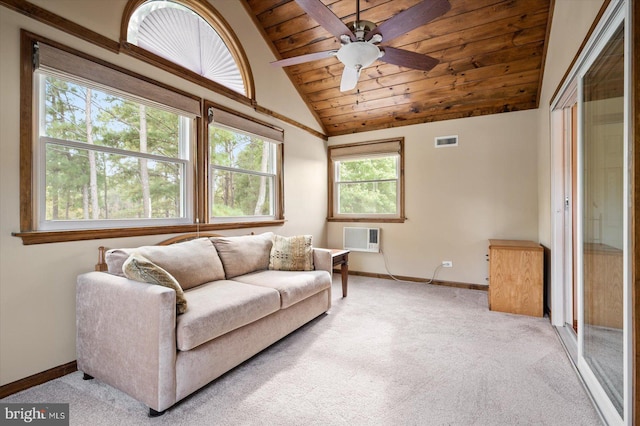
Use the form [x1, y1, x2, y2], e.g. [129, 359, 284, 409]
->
[551, 0, 630, 424]
[580, 22, 625, 419]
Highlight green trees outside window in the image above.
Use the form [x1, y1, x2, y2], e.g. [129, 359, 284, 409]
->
[209, 126, 275, 219]
[335, 156, 399, 215]
[40, 74, 190, 227]
[21, 37, 280, 241]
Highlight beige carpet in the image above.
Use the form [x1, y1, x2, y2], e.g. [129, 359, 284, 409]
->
[2, 275, 602, 425]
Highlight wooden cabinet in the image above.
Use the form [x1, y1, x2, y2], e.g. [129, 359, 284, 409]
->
[488, 239, 543, 317]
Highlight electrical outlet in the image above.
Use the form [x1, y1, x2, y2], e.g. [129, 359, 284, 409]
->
[442, 261, 453, 268]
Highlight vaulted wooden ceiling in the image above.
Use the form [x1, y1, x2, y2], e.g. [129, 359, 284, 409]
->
[243, 0, 552, 136]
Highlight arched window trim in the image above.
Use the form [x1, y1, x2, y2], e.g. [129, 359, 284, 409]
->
[120, 0, 255, 101]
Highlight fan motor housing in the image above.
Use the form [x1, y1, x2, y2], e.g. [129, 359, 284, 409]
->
[346, 20, 376, 40]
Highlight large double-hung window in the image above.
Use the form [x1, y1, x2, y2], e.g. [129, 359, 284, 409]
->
[31, 41, 199, 231]
[37, 74, 192, 229]
[18, 9, 283, 244]
[207, 104, 283, 223]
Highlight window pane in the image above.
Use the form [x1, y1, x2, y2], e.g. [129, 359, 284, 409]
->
[581, 23, 624, 416]
[45, 144, 184, 221]
[43, 75, 182, 158]
[209, 126, 274, 173]
[338, 181, 397, 215]
[211, 169, 273, 217]
[337, 156, 397, 182]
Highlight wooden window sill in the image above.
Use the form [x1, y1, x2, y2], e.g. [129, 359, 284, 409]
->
[13, 220, 285, 245]
[327, 217, 407, 223]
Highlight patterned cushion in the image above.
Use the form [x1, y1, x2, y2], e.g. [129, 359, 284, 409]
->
[123, 253, 187, 314]
[269, 235, 314, 271]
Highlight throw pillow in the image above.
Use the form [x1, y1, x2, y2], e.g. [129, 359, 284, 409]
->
[105, 248, 135, 277]
[269, 235, 314, 271]
[135, 238, 225, 290]
[211, 232, 274, 278]
[123, 253, 187, 315]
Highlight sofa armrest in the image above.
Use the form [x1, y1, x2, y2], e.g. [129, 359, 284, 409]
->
[76, 272, 177, 412]
[313, 248, 332, 274]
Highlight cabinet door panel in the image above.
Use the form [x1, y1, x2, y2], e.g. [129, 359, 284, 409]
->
[489, 241, 543, 317]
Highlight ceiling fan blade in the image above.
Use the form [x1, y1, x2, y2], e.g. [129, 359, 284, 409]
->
[340, 66, 360, 92]
[379, 47, 439, 71]
[271, 50, 337, 67]
[295, 0, 355, 41]
[366, 0, 451, 42]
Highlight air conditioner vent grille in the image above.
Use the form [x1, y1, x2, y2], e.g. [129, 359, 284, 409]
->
[343, 227, 380, 252]
[435, 135, 458, 148]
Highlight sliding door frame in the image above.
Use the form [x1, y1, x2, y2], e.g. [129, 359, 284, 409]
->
[550, 0, 634, 423]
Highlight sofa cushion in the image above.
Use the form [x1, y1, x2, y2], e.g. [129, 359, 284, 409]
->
[176, 280, 280, 351]
[232, 270, 331, 309]
[122, 253, 187, 314]
[269, 235, 314, 271]
[105, 248, 135, 277]
[135, 238, 225, 291]
[210, 233, 273, 279]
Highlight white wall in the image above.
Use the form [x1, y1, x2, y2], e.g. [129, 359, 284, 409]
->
[327, 109, 540, 285]
[536, 0, 606, 249]
[535, 0, 606, 311]
[0, 1, 327, 386]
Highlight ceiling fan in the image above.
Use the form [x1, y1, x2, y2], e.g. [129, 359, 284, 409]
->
[271, 0, 451, 92]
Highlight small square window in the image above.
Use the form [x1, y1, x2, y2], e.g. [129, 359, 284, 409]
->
[328, 139, 405, 223]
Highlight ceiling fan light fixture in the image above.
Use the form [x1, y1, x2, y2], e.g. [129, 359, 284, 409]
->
[336, 42, 381, 70]
[275, 0, 449, 93]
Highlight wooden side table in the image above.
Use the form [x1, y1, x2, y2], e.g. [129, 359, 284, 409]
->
[329, 249, 350, 297]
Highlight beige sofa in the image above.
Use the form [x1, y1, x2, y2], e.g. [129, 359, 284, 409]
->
[76, 232, 332, 416]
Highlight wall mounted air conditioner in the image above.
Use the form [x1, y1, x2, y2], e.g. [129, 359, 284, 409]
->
[343, 227, 380, 253]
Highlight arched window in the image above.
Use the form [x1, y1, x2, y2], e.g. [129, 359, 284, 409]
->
[123, 0, 253, 97]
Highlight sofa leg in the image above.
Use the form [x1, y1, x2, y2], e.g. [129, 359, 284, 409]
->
[82, 373, 94, 380]
[149, 408, 166, 417]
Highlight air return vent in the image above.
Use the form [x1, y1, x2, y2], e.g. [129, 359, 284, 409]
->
[435, 135, 458, 148]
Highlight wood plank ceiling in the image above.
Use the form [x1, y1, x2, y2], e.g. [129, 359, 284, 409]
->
[244, 0, 553, 137]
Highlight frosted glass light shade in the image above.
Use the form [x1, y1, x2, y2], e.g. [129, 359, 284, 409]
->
[336, 42, 381, 70]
